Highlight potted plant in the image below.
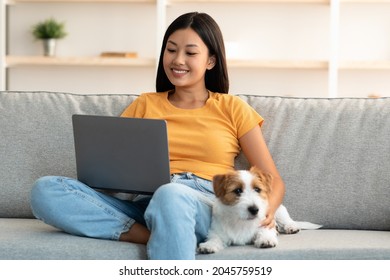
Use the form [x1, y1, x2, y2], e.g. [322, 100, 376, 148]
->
[32, 18, 67, 56]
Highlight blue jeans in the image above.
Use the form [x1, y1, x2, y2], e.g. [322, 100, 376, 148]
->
[30, 173, 215, 260]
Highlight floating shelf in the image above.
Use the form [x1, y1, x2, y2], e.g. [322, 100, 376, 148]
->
[6, 56, 155, 67]
[340, 0, 390, 3]
[6, 0, 155, 4]
[170, 0, 330, 3]
[6, 56, 330, 69]
[228, 59, 328, 69]
[339, 61, 390, 70]
[9, 56, 390, 70]
[5, 0, 390, 6]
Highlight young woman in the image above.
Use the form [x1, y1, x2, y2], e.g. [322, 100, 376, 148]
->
[31, 12, 285, 260]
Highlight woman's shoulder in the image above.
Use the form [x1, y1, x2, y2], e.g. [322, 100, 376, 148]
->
[122, 92, 168, 117]
[210, 92, 248, 107]
[138, 91, 168, 99]
[134, 91, 168, 103]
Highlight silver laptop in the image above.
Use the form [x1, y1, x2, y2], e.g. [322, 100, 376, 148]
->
[72, 114, 171, 194]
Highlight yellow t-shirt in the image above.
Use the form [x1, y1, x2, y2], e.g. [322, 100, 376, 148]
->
[121, 91, 263, 180]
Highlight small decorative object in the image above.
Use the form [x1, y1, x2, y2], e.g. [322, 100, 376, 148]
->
[32, 18, 67, 56]
[100, 52, 138, 58]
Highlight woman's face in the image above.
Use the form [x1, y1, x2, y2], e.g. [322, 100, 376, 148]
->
[163, 28, 215, 91]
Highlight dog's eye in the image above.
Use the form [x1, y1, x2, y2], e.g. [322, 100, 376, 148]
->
[233, 188, 243, 196]
[253, 187, 261, 193]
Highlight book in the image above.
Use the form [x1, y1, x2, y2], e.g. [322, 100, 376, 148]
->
[100, 52, 138, 58]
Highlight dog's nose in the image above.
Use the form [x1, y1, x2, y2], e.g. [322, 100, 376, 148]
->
[248, 205, 259, 216]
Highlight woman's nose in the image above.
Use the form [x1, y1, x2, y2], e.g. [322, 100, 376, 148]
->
[172, 51, 185, 65]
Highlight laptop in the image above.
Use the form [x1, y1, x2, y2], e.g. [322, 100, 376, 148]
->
[72, 114, 171, 194]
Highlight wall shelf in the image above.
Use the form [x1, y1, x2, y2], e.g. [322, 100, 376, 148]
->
[339, 61, 390, 70]
[228, 59, 328, 69]
[7, 0, 329, 3]
[6, 56, 328, 69]
[340, 0, 390, 3]
[6, 56, 155, 67]
[170, 0, 329, 3]
[6, 0, 155, 3]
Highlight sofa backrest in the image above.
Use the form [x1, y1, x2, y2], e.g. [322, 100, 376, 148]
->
[0, 91, 138, 218]
[1, 91, 389, 230]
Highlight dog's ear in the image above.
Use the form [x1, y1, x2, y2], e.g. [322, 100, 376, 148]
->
[249, 166, 273, 191]
[212, 174, 228, 198]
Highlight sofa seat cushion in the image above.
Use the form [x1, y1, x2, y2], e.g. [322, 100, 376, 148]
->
[1, 219, 389, 260]
[0, 218, 146, 260]
[198, 229, 390, 260]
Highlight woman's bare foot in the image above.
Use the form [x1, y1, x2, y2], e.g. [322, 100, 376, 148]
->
[119, 222, 150, 244]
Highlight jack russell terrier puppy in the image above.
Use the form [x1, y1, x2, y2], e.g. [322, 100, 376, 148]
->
[198, 167, 321, 254]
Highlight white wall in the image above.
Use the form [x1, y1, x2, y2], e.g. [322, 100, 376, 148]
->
[8, 3, 156, 57]
[338, 3, 390, 97]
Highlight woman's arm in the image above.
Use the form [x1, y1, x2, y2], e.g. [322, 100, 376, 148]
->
[239, 125, 285, 228]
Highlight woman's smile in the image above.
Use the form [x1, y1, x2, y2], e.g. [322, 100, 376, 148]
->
[171, 68, 189, 77]
[163, 28, 214, 90]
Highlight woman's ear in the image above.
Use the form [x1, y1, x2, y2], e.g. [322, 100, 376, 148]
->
[207, 55, 216, 70]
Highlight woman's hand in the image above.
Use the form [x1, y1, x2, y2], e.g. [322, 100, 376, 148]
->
[261, 209, 276, 229]
[239, 126, 285, 230]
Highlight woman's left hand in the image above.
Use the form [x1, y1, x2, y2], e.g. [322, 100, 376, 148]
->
[261, 210, 276, 228]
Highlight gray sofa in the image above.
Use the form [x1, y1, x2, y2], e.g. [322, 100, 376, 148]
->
[1, 91, 389, 260]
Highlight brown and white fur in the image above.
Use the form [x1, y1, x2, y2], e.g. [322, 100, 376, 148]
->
[198, 167, 321, 254]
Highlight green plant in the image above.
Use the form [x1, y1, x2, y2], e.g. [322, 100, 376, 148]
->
[32, 18, 67, 40]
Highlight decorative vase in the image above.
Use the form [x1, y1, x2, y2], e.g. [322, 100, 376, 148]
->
[42, 39, 56, 56]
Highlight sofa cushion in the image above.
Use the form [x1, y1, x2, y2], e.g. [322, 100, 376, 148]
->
[0, 91, 138, 218]
[1, 218, 389, 260]
[0, 218, 146, 260]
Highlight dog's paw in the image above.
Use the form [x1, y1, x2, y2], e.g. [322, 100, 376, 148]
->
[197, 244, 217, 254]
[197, 240, 224, 254]
[254, 235, 278, 248]
[253, 228, 278, 248]
[277, 222, 300, 235]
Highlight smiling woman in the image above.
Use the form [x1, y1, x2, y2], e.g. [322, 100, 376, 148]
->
[156, 12, 228, 94]
[163, 28, 216, 100]
[30, 12, 283, 261]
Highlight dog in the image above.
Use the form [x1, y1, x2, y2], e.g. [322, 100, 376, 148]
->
[197, 167, 321, 254]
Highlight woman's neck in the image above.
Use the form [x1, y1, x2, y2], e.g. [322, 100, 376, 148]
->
[168, 88, 209, 109]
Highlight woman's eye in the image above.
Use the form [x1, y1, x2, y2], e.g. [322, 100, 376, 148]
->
[166, 49, 176, 53]
[187, 52, 196, 56]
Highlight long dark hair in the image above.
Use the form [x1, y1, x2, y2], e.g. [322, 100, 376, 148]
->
[156, 12, 229, 93]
